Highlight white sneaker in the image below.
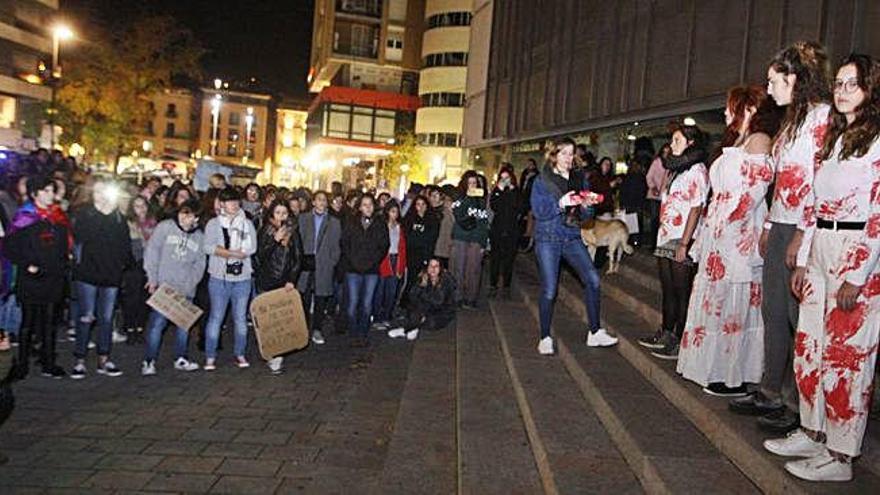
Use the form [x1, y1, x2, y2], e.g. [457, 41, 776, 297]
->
[112, 330, 128, 344]
[387, 327, 406, 339]
[174, 357, 199, 372]
[764, 429, 826, 458]
[311, 330, 326, 345]
[785, 450, 852, 482]
[267, 357, 284, 374]
[538, 336, 554, 355]
[203, 359, 216, 372]
[66, 327, 76, 342]
[141, 360, 156, 376]
[235, 357, 250, 369]
[406, 329, 420, 341]
[372, 321, 390, 331]
[87, 340, 96, 349]
[586, 329, 618, 347]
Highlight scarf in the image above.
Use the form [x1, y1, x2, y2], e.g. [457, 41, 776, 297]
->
[663, 147, 707, 193]
[219, 209, 252, 252]
[11, 201, 73, 250]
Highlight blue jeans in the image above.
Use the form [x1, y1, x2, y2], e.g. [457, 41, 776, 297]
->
[74, 282, 119, 359]
[535, 238, 601, 339]
[345, 273, 378, 338]
[204, 278, 251, 360]
[143, 308, 190, 363]
[374, 276, 401, 323]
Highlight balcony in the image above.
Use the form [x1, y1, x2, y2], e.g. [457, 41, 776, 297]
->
[333, 22, 379, 59]
[336, 0, 381, 19]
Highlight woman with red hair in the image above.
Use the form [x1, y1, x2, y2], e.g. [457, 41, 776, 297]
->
[675, 86, 781, 396]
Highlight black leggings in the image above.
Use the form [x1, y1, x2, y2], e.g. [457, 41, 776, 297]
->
[657, 257, 696, 338]
[19, 303, 57, 370]
[489, 235, 518, 288]
[303, 291, 332, 332]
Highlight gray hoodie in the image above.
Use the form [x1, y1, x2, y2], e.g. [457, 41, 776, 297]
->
[143, 219, 206, 298]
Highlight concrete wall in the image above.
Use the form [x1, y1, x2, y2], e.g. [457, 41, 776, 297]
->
[482, 0, 880, 145]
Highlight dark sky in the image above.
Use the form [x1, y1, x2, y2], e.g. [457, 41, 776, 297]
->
[60, 0, 315, 100]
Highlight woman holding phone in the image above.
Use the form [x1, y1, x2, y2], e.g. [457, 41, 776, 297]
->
[451, 171, 490, 309]
[530, 137, 617, 355]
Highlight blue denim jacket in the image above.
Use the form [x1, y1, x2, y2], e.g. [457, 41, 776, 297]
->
[531, 168, 594, 242]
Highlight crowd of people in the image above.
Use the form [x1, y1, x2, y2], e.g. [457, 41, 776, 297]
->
[0, 155, 549, 380]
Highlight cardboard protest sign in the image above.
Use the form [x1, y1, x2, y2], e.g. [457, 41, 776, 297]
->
[250, 288, 309, 360]
[146, 284, 204, 331]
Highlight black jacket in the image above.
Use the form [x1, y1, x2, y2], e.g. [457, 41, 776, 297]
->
[410, 272, 456, 327]
[5, 219, 69, 304]
[403, 211, 439, 270]
[255, 223, 303, 292]
[341, 215, 389, 274]
[619, 172, 648, 212]
[72, 206, 132, 287]
[490, 187, 521, 238]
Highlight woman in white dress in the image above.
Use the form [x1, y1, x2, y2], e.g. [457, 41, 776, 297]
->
[676, 86, 782, 396]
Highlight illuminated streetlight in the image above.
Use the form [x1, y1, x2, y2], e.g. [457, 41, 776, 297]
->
[210, 94, 222, 156]
[214, 78, 223, 90]
[50, 23, 74, 149]
[244, 107, 254, 163]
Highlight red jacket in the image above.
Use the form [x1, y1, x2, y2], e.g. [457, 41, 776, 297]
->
[379, 226, 407, 277]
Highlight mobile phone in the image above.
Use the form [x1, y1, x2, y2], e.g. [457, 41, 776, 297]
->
[467, 188, 484, 197]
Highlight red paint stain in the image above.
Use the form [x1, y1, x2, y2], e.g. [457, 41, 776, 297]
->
[867, 215, 880, 239]
[826, 377, 857, 422]
[862, 274, 880, 298]
[794, 331, 809, 358]
[692, 326, 706, 348]
[837, 244, 870, 277]
[824, 342, 877, 374]
[705, 252, 726, 281]
[723, 320, 742, 335]
[825, 302, 867, 345]
[813, 122, 829, 149]
[681, 330, 690, 349]
[775, 164, 810, 209]
[796, 366, 820, 407]
[728, 195, 752, 222]
[749, 282, 762, 307]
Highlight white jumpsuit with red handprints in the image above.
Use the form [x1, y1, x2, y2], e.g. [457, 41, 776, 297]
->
[794, 136, 880, 457]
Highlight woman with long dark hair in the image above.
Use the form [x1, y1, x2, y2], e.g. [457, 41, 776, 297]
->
[637, 125, 709, 359]
[764, 54, 880, 483]
[402, 195, 438, 297]
[531, 137, 617, 355]
[753, 41, 832, 435]
[374, 201, 407, 329]
[341, 194, 389, 347]
[121, 195, 157, 341]
[676, 86, 780, 396]
[451, 171, 490, 309]
[489, 164, 521, 298]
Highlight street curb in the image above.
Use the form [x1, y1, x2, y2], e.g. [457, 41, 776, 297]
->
[514, 286, 671, 495]
[540, 263, 808, 494]
[488, 303, 559, 495]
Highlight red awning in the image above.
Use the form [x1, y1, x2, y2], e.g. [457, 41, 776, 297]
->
[309, 86, 421, 114]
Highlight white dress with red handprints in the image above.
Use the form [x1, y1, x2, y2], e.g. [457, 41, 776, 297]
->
[676, 146, 773, 387]
[793, 136, 880, 457]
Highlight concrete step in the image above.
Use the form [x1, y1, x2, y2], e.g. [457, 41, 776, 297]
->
[512, 269, 761, 494]
[602, 250, 880, 481]
[521, 259, 880, 492]
[487, 297, 643, 494]
[455, 307, 545, 494]
[378, 328, 457, 493]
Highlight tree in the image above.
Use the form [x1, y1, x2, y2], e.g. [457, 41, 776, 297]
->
[383, 132, 427, 188]
[56, 15, 204, 166]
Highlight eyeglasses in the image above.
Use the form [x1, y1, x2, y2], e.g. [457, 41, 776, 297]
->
[834, 78, 860, 93]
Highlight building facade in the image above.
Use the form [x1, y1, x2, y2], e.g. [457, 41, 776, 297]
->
[307, 0, 426, 190]
[414, 0, 473, 183]
[0, 0, 57, 149]
[274, 105, 309, 187]
[197, 88, 272, 169]
[470, 0, 880, 169]
[138, 88, 198, 159]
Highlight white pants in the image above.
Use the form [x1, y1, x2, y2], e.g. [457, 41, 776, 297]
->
[795, 229, 880, 457]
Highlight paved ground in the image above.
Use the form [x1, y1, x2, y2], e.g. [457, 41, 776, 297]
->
[0, 324, 418, 494]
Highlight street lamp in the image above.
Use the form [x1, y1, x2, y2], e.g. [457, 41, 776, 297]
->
[244, 106, 254, 163]
[49, 24, 74, 149]
[210, 94, 221, 156]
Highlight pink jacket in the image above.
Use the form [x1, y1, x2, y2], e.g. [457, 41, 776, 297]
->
[646, 157, 667, 200]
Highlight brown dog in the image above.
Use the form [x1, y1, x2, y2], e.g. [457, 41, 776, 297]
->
[580, 219, 634, 274]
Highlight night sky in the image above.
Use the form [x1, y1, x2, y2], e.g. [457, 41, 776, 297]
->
[60, 0, 315, 100]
